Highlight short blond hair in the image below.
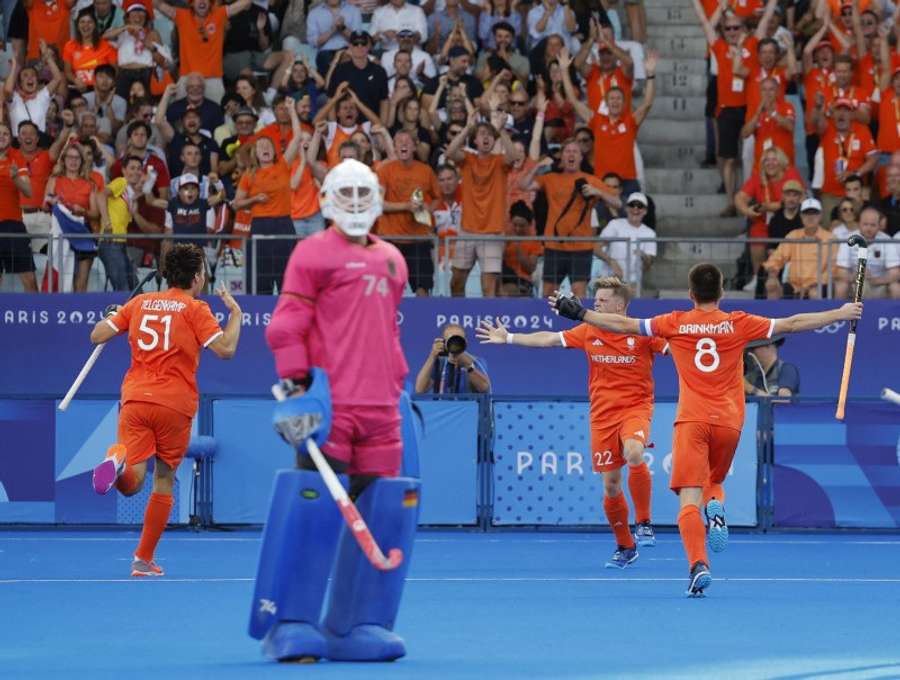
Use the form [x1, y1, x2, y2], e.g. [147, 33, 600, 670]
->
[593, 276, 633, 305]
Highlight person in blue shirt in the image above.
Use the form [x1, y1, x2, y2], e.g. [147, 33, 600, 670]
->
[743, 334, 800, 397]
[414, 322, 491, 394]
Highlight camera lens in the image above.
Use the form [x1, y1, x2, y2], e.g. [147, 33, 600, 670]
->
[446, 334, 467, 354]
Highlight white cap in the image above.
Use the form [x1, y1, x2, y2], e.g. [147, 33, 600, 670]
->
[625, 192, 648, 207]
[800, 197, 822, 213]
[178, 173, 200, 189]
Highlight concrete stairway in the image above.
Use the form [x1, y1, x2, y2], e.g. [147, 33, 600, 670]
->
[639, 0, 746, 293]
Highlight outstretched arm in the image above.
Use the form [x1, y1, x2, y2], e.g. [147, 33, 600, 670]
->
[549, 291, 641, 334]
[476, 319, 563, 347]
[772, 302, 862, 334]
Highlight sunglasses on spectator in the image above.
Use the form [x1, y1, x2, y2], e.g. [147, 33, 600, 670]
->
[576, 136, 592, 143]
[351, 39, 369, 47]
[509, 100, 528, 106]
[627, 202, 646, 209]
[724, 24, 742, 31]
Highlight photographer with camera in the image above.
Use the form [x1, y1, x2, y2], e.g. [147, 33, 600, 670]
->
[414, 323, 491, 394]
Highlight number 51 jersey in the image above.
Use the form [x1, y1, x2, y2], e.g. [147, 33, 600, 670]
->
[107, 288, 224, 418]
[640, 309, 774, 431]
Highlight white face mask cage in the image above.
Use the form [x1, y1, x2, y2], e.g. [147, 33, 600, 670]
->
[320, 158, 383, 237]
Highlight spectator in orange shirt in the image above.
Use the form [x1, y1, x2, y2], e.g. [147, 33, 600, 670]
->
[63, 10, 119, 91]
[233, 97, 303, 295]
[875, 52, 900, 156]
[23, 0, 75, 61]
[500, 200, 542, 297]
[153, 0, 253, 105]
[762, 197, 833, 299]
[0, 123, 36, 292]
[288, 129, 322, 239]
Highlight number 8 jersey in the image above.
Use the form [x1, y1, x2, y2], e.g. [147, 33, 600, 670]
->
[639, 309, 775, 430]
[107, 288, 224, 418]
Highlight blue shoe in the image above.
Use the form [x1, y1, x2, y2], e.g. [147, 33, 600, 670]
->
[686, 561, 712, 598]
[605, 545, 638, 569]
[324, 624, 406, 662]
[634, 521, 656, 547]
[262, 622, 327, 663]
[705, 499, 729, 553]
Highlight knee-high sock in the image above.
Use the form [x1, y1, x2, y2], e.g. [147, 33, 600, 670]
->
[627, 462, 652, 524]
[703, 483, 725, 507]
[603, 493, 634, 548]
[677, 504, 708, 567]
[135, 492, 174, 562]
[116, 466, 139, 495]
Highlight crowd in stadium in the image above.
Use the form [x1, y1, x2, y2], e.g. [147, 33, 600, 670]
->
[0, 0, 896, 298]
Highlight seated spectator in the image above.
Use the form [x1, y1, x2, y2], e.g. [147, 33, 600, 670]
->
[830, 197, 857, 242]
[428, 0, 477, 54]
[306, 0, 362, 74]
[476, 21, 530, 85]
[371, 0, 427, 53]
[383, 31, 437, 90]
[735, 147, 805, 286]
[63, 9, 118, 91]
[528, 0, 577, 51]
[878, 163, 900, 236]
[165, 73, 226, 136]
[326, 31, 390, 121]
[744, 335, 800, 397]
[4, 45, 64, 135]
[834, 205, 900, 298]
[414, 322, 491, 394]
[812, 99, 878, 220]
[762, 197, 833, 299]
[595, 191, 656, 291]
[501, 201, 543, 297]
[478, 0, 523, 51]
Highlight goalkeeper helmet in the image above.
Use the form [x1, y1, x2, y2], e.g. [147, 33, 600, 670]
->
[320, 158, 383, 237]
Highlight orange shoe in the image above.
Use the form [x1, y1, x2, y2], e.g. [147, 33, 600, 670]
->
[131, 558, 164, 577]
[92, 444, 127, 495]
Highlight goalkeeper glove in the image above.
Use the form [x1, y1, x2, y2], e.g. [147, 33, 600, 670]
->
[555, 294, 587, 321]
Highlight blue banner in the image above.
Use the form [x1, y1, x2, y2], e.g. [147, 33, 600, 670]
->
[1, 294, 898, 398]
[772, 402, 900, 528]
[491, 401, 759, 527]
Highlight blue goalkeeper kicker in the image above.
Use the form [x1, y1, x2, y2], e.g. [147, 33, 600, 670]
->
[399, 391, 422, 479]
[322, 477, 422, 661]
[248, 470, 345, 661]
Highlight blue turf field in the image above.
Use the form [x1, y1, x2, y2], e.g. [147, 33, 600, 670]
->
[1, 530, 899, 680]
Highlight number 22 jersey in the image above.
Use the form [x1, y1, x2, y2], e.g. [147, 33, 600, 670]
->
[640, 309, 774, 431]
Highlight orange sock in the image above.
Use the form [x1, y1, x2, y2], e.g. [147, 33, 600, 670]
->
[677, 504, 708, 567]
[703, 483, 725, 506]
[134, 493, 174, 563]
[627, 462, 652, 524]
[603, 493, 634, 548]
[115, 467, 140, 495]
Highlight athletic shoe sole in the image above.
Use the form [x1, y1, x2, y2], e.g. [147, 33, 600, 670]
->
[92, 458, 119, 495]
[686, 569, 712, 598]
[131, 561, 164, 577]
[604, 551, 639, 569]
[634, 532, 656, 548]
[706, 500, 729, 553]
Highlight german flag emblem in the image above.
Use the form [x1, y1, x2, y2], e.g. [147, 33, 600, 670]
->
[402, 490, 419, 508]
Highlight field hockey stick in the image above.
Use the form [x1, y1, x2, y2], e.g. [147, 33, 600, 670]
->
[59, 269, 158, 412]
[835, 234, 867, 420]
[271, 384, 403, 571]
[882, 388, 900, 407]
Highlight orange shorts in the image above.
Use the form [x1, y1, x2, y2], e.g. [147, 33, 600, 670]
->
[669, 421, 741, 492]
[590, 413, 651, 473]
[118, 401, 192, 470]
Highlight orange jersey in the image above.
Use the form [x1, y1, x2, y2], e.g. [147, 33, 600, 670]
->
[537, 172, 607, 250]
[107, 288, 224, 418]
[804, 67, 835, 135]
[459, 151, 508, 234]
[20, 150, 52, 211]
[174, 6, 228, 78]
[745, 65, 788, 122]
[641, 309, 774, 431]
[712, 37, 759, 112]
[877, 88, 900, 152]
[27, 1, 71, 60]
[586, 66, 632, 117]
[62, 39, 118, 87]
[857, 52, 900, 93]
[290, 160, 320, 220]
[257, 122, 294, 156]
[375, 159, 440, 238]
[561, 323, 667, 424]
[819, 121, 877, 195]
[0, 149, 28, 222]
[590, 112, 638, 181]
[238, 158, 292, 218]
[752, 101, 796, 165]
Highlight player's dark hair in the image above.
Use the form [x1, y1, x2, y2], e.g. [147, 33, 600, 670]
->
[163, 243, 204, 289]
[688, 263, 723, 304]
[593, 276, 633, 305]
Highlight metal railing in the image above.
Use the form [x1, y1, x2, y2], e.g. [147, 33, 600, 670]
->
[0, 231, 861, 299]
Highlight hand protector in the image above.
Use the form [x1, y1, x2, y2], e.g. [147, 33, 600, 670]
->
[272, 367, 332, 452]
[554, 293, 587, 321]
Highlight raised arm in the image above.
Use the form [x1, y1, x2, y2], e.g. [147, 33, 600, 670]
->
[755, 0, 779, 40]
[152, 0, 176, 21]
[206, 287, 243, 359]
[154, 83, 178, 143]
[633, 50, 657, 127]
[558, 49, 593, 122]
[529, 92, 548, 161]
[445, 110, 476, 163]
[772, 302, 862, 334]
[225, 0, 252, 18]
[691, 0, 720, 46]
[352, 88, 385, 128]
[3, 55, 17, 98]
[282, 98, 303, 164]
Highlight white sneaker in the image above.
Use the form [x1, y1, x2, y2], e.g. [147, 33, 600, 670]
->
[742, 276, 757, 292]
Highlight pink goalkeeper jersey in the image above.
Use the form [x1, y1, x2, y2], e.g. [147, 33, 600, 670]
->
[266, 226, 409, 406]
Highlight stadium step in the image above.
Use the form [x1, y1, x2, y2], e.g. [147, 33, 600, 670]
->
[658, 239, 746, 262]
[640, 118, 706, 145]
[646, 6, 704, 26]
[647, 36, 708, 58]
[643, 168, 720, 194]
[652, 193, 731, 218]
[654, 58, 709, 76]
[656, 72, 707, 98]
[647, 23, 706, 40]
[640, 143, 707, 168]
[643, 258, 739, 290]
[651, 96, 708, 118]
[655, 216, 747, 238]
